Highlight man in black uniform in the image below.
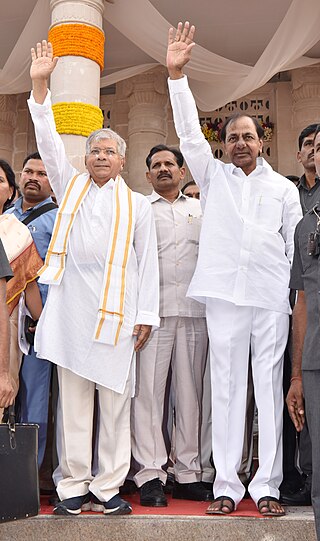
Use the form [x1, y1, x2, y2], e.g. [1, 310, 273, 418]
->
[282, 123, 320, 506]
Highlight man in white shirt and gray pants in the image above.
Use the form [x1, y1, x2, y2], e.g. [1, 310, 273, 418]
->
[131, 144, 211, 506]
[166, 22, 302, 516]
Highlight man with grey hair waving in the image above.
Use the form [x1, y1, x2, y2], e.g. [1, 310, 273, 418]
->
[28, 41, 159, 517]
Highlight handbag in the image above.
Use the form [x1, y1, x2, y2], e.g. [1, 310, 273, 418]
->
[0, 406, 40, 522]
[24, 315, 38, 346]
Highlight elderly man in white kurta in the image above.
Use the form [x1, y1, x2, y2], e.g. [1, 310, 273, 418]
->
[28, 42, 159, 516]
[166, 23, 302, 516]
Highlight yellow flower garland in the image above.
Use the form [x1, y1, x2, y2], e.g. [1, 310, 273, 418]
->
[52, 102, 104, 137]
[48, 23, 105, 70]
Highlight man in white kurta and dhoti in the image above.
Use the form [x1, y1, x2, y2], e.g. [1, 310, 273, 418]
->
[166, 22, 302, 516]
[27, 42, 160, 516]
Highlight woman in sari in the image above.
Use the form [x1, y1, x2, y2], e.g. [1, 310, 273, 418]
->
[0, 159, 43, 410]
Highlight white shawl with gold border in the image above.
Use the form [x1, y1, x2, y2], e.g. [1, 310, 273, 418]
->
[38, 173, 136, 345]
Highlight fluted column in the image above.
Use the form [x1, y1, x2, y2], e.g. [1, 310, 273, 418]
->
[0, 96, 17, 164]
[292, 67, 320, 137]
[49, 0, 105, 172]
[120, 68, 168, 194]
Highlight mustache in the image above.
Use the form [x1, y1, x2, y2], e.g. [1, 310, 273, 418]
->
[25, 180, 41, 189]
[157, 171, 172, 180]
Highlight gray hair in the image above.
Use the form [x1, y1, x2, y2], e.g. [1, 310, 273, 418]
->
[86, 128, 126, 158]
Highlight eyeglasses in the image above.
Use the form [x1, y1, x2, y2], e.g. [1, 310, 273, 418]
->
[89, 148, 118, 157]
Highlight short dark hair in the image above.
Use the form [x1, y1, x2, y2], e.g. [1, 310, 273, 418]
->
[298, 124, 319, 150]
[220, 114, 264, 143]
[146, 144, 184, 170]
[22, 151, 42, 168]
[181, 180, 196, 193]
[313, 124, 320, 143]
[0, 159, 17, 211]
[286, 175, 300, 185]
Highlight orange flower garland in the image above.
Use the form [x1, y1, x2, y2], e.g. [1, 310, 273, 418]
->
[52, 102, 104, 137]
[48, 23, 105, 70]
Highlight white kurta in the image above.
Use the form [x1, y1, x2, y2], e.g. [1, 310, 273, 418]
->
[168, 76, 302, 314]
[28, 91, 160, 393]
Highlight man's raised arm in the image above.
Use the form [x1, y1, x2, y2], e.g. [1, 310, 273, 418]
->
[166, 22, 215, 198]
[28, 41, 75, 202]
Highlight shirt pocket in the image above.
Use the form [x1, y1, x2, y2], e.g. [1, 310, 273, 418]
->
[254, 195, 282, 230]
[185, 215, 201, 243]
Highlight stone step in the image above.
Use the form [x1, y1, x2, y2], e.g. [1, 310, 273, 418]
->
[0, 507, 317, 541]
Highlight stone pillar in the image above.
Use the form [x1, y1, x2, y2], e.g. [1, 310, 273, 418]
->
[0, 95, 17, 164]
[292, 67, 320, 174]
[275, 81, 297, 176]
[49, 0, 104, 172]
[120, 68, 168, 194]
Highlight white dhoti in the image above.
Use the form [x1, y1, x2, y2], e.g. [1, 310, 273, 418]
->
[206, 298, 288, 507]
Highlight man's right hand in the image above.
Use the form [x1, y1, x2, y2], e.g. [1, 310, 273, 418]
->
[166, 21, 196, 79]
[286, 379, 305, 432]
[0, 373, 15, 409]
[30, 40, 58, 82]
[30, 40, 58, 104]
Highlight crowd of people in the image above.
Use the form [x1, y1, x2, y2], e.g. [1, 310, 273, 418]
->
[0, 20, 320, 539]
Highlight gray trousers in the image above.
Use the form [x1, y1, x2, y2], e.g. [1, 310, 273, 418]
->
[303, 370, 320, 541]
[132, 316, 208, 486]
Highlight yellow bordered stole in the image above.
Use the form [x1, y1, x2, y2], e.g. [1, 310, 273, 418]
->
[38, 174, 136, 345]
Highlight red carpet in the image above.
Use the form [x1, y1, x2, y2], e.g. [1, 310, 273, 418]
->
[40, 494, 263, 518]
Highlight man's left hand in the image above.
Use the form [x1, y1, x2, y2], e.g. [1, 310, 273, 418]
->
[133, 324, 152, 351]
[286, 379, 305, 432]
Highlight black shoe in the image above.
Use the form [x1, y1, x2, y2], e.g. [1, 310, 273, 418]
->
[53, 493, 91, 515]
[91, 494, 132, 515]
[119, 479, 137, 495]
[280, 469, 304, 495]
[172, 481, 213, 501]
[49, 490, 60, 507]
[281, 485, 312, 506]
[163, 473, 175, 494]
[201, 481, 213, 491]
[140, 478, 167, 507]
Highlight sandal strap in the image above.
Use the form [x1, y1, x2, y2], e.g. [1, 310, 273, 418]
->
[258, 496, 279, 507]
[214, 496, 235, 511]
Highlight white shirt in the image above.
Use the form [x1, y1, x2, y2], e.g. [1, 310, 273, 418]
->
[148, 191, 205, 317]
[28, 91, 160, 393]
[168, 76, 302, 314]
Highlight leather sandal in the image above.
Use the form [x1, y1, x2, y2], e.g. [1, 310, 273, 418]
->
[257, 496, 285, 516]
[206, 495, 235, 515]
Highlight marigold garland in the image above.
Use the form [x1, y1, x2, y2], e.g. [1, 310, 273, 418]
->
[48, 23, 105, 70]
[52, 102, 104, 137]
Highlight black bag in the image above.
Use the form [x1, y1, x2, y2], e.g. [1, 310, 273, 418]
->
[24, 315, 38, 346]
[0, 406, 40, 522]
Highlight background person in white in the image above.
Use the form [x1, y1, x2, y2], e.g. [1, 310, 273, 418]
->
[131, 144, 210, 506]
[28, 41, 160, 516]
[166, 22, 302, 516]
